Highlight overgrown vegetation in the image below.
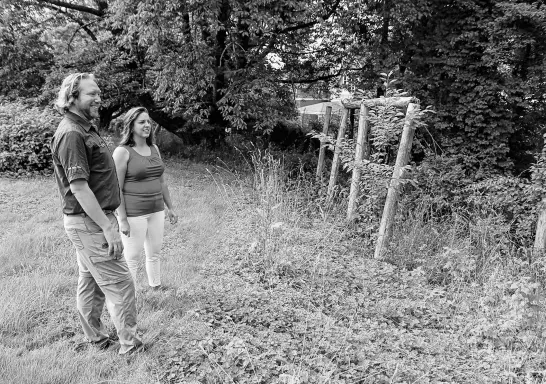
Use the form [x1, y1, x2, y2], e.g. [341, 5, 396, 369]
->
[152, 151, 546, 383]
[3, 133, 546, 381]
[0, 100, 58, 176]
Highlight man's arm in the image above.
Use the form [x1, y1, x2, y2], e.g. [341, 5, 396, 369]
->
[112, 146, 130, 236]
[70, 179, 124, 259]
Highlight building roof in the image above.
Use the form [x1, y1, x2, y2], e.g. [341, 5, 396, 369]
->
[297, 100, 344, 115]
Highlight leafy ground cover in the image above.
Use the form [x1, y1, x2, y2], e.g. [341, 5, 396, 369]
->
[2, 154, 546, 383]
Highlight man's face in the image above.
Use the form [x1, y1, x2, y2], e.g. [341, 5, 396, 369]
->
[73, 78, 101, 121]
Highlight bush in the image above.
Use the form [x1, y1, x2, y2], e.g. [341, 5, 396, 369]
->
[266, 119, 319, 153]
[379, 152, 546, 288]
[399, 154, 544, 248]
[0, 100, 59, 175]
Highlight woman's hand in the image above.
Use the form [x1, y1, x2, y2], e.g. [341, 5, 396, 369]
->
[167, 209, 178, 225]
[119, 218, 131, 237]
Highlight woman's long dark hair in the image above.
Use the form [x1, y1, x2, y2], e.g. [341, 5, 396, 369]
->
[119, 107, 155, 147]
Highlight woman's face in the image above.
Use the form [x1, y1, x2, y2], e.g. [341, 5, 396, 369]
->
[132, 112, 151, 139]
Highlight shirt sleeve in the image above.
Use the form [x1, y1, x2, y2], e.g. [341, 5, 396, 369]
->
[55, 131, 90, 182]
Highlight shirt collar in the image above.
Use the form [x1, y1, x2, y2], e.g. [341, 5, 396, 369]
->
[64, 111, 95, 132]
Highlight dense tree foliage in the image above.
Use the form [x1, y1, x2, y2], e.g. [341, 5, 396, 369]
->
[0, 2, 54, 98]
[2, 0, 546, 171]
[402, 0, 546, 172]
[2, 0, 344, 138]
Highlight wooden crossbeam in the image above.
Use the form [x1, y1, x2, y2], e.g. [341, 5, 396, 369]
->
[341, 96, 419, 109]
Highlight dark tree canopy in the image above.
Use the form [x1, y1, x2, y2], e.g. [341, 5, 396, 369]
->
[2, 0, 546, 171]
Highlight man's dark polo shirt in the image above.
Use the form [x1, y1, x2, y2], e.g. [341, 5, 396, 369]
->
[51, 111, 120, 215]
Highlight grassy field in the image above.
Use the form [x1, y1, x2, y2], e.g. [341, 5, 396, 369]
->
[2, 154, 546, 383]
[0, 159, 229, 384]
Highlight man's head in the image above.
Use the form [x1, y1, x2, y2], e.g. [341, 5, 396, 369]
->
[55, 73, 101, 121]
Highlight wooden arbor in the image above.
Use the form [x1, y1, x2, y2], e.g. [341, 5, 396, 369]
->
[315, 96, 419, 259]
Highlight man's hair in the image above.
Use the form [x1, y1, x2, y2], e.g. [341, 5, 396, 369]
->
[54, 73, 95, 114]
[119, 107, 155, 147]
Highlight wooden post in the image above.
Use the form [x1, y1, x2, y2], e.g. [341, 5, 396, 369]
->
[316, 106, 332, 181]
[327, 107, 350, 201]
[533, 133, 546, 255]
[349, 109, 355, 139]
[347, 103, 370, 220]
[374, 103, 419, 259]
[534, 203, 546, 253]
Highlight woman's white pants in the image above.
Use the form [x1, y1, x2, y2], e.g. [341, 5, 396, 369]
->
[120, 210, 165, 287]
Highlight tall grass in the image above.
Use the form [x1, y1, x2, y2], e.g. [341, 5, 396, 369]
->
[0, 159, 228, 384]
[240, 150, 546, 382]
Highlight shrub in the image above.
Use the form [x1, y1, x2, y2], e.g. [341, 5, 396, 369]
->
[381, 150, 546, 288]
[266, 119, 319, 153]
[0, 100, 59, 175]
[400, 154, 544, 248]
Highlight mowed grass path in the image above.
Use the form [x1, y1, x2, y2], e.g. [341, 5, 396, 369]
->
[0, 159, 229, 384]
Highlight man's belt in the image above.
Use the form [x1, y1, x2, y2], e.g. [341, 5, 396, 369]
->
[66, 209, 114, 217]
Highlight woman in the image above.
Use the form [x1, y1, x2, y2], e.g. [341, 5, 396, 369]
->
[113, 106, 178, 290]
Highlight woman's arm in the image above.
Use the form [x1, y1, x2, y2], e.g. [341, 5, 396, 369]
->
[113, 146, 131, 236]
[159, 174, 175, 210]
[155, 144, 178, 224]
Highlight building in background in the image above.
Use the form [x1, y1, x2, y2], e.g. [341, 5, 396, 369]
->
[295, 87, 350, 128]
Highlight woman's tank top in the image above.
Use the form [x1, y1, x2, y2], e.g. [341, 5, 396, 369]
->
[121, 145, 165, 217]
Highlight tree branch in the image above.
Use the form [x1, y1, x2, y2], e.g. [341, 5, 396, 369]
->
[277, 66, 368, 84]
[94, 0, 108, 14]
[277, 71, 342, 84]
[42, 4, 98, 41]
[277, 0, 342, 34]
[67, 19, 99, 51]
[253, 0, 342, 67]
[36, 0, 104, 17]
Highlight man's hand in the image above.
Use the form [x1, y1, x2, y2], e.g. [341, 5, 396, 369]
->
[103, 225, 124, 259]
[119, 218, 131, 237]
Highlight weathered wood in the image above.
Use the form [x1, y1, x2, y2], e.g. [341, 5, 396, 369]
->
[533, 133, 546, 255]
[347, 103, 370, 220]
[342, 96, 418, 110]
[316, 106, 332, 181]
[327, 107, 350, 201]
[534, 201, 546, 254]
[375, 103, 419, 259]
[349, 109, 355, 139]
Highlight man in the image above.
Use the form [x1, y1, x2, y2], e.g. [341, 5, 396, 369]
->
[50, 73, 143, 355]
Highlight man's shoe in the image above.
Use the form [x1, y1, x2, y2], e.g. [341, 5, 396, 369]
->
[72, 341, 89, 353]
[94, 338, 119, 351]
[72, 338, 118, 353]
[123, 343, 148, 356]
[150, 284, 169, 292]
